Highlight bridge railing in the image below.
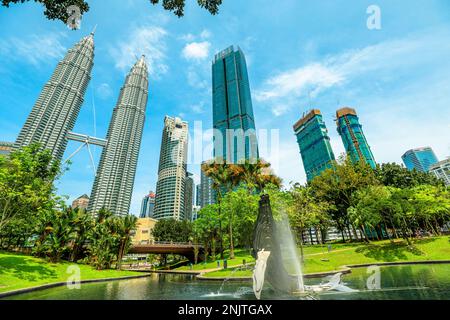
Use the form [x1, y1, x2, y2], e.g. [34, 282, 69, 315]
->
[134, 241, 203, 247]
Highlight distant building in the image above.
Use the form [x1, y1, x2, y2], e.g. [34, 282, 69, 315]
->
[0, 142, 13, 156]
[131, 217, 158, 245]
[184, 172, 194, 221]
[429, 158, 450, 186]
[140, 192, 156, 218]
[72, 194, 90, 210]
[195, 184, 201, 207]
[402, 147, 439, 173]
[192, 205, 201, 221]
[336, 107, 376, 168]
[212, 46, 258, 163]
[154, 116, 189, 220]
[293, 109, 336, 182]
[199, 161, 216, 208]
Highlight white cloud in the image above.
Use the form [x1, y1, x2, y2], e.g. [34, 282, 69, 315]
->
[182, 41, 211, 61]
[255, 29, 450, 116]
[0, 33, 66, 66]
[110, 26, 168, 77]
[200, 29, 212, 39]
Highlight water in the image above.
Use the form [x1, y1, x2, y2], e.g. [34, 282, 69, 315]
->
[4, 264, 450, 300]
[276, 215, 304, 292]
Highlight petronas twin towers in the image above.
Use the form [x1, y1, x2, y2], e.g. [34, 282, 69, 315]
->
[14, 32, 149, 216]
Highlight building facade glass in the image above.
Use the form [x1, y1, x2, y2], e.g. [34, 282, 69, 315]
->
[293, 109, 336, 181]
[88, 56, 148, 216]
[14, 33, 95, 162]
[154, 116, 189, 220]
[402, 147, 439, 172]
[429, 158, 450, 186]
[140, 192, 156, 218]
[212, 46, 258, 164]
[336, 107, 376, 168]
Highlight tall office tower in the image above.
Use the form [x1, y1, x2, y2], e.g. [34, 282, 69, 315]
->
[140, 192, 156, 218]
[402, 147, 439, 172]
[199, 161, 216, 208]
[88, 56, 149, 216]
[184, 172, 194, 221]
[429, 159, 450, 186]
[293, 109, 336, 182]
[196, 184, 201, 207]
[14, 33, 95, 162]
[336, 107, 376, 168]
[212, 46, 258, 164]
[153, 116, 189, 220]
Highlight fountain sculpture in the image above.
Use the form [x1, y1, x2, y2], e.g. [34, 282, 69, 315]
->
[252, 194, 356, 299]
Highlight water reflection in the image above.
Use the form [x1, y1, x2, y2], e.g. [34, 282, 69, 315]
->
[3, 264, 450, 300]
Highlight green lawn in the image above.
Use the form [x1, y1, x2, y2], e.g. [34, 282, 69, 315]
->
[202, 236, 450, 278]
[0, 252, 142, 294]
[176, 249, 255, 271]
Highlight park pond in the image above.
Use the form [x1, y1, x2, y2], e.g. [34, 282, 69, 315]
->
[3, 263, 450, 300]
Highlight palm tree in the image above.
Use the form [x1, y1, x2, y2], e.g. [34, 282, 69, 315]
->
[202, 159, 230, 259]
[116, 214, 138, 270]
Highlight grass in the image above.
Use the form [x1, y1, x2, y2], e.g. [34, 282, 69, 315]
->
[201, 236, 450, 278]
[176, 249, 255, 271]
[0, 251, 142, 294]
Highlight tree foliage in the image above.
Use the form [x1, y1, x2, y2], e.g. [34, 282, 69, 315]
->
[1, 0, 222, 25]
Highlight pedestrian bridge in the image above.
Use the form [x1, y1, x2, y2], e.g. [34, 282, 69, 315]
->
[129, 242, 205, 263]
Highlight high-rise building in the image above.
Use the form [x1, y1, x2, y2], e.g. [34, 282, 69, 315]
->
[88, 56, 149, 216]
[199, 161, 216, 208]
[72, 194, 90, 210]
[14, 33, 95, 162]
[140, 192, 156, 218]
[0, 142, 13, 156]
[336, 107, 376, 168]
[293, 109, 336, 181]
[184, 172, 194, 221]
[196, 184, 201, 207]
[429, 158, 450, 186]
[402, 147, 439, 172]
[212, 46, 258, 164]
[154, 116, 189, 220]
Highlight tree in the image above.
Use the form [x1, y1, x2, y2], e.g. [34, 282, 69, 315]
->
[375, 163, 444, 188]
[310, 155, 378, 242]
[287, 185, 330, 260]
[0, 143, 61, 233]
[151, 218, 192, 243]
[115, 214, 138, 270]
[1, 0, 222, 25]
[193, 204, 220, 260]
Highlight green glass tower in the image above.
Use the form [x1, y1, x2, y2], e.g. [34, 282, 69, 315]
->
[336, 107, 376, 168]
[212, 46, 258, 164]
[293, 109, 336, 181]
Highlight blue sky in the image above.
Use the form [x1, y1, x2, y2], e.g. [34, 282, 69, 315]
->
[1, 0, 449, 215]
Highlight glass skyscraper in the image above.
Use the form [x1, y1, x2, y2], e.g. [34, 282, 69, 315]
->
[14, 33, 94, 162]
[429, 159, 450, 186]
[293, 109, 336, 181]
[140, 192, 156, 218]
[212, 46, 258, 164]
[336, 107, 376, 168]
[154, 116, 189, 220]
[88, 56, 148, 216]
[402, 147, 439, 172]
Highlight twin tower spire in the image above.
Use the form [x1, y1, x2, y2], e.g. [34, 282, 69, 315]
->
[14, 33, 149, 216]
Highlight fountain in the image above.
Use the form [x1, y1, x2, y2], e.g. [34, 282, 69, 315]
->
[252, 194, 303, 297]
[252, 194, 356, 299]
